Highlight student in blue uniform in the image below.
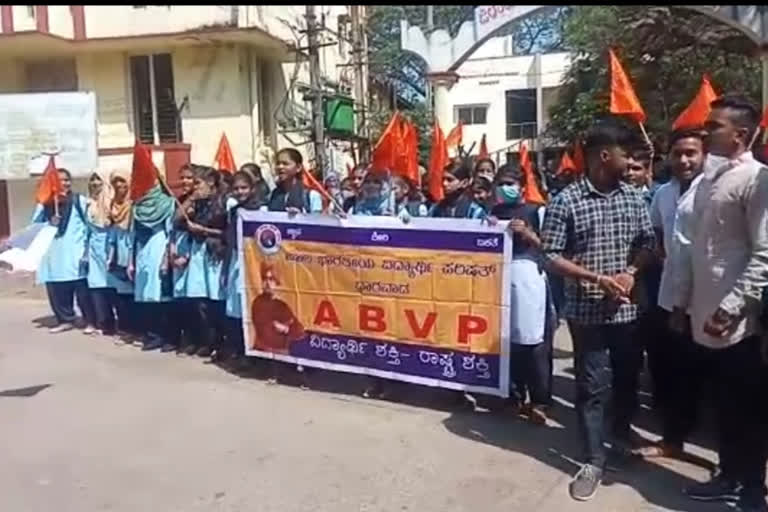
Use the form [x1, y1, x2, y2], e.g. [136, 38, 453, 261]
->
[392, 174, 427, 220]
[107, 169, 136, 342]
[239, 162, 270, 203]
[129, 179, 176, 351]
[85, 171, 119, 336]
[350, 171, 393, 216]
[428, 161, 486, 219]
[267, 148, 323, 213]
[34, 168, 96, 334]
[219, 170, 266, 367]
[169, 164, 198, 353]
[183, 166, 229, 358]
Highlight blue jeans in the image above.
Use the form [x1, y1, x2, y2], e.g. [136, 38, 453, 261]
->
[568, 321, 643, 468]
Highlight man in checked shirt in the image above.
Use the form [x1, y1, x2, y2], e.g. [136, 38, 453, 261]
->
[541, 119, 656, 502]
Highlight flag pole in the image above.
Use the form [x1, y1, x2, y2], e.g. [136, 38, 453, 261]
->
[747, 127, 762, 152]
[638, 121, 655, 162]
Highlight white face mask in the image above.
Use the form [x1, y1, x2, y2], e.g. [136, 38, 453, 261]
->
[702, 153, 732, 175]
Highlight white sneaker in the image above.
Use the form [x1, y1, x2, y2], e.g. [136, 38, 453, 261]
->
[49, 323, 73, 334]
[83, 326, 96, 335]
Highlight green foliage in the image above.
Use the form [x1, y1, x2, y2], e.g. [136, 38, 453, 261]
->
[546, 6, 762, 148]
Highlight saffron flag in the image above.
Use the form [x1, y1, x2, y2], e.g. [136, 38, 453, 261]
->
[213, 132, 237, 173]
[519, 143, 545, 205]
[445, 121, 463, 150]
[572, 139, 586, 175]
[302, 168, 335, 207]
[130, 140, 159, 201]
[556, 150, 577, 176]
[371, 111, 402, 172]
[609, 48, 646, 123]
[428, 119, 448, 202]
[672, 75, 718, 131]
[394, 118, 420, 185]
[478, 134, 489, 159]
[760, 105, 768, 129]
[35, 156, 62, 205]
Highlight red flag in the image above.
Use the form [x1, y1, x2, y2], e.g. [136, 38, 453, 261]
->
[428, 119, 448, 202]
[478, 134, 489, 159]
[519, 143, 545, 205]
[130, 140, 159, 200]
[445, 121, 463, 150]
[556, 151, 577, 176]
[572, 139, 586, 175]
[371, 111, 402, 172]
[609, 48, 646, 123]
[394, 118, 420, 185]
[672, 75, 718, 131]
[35, 155, 62, 205]
[213, 132, 237, 173]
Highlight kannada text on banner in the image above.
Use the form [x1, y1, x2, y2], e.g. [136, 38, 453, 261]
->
[238, 212, 512, 396]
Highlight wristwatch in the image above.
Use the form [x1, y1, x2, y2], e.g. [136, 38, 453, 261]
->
[626, 265, 639, 277]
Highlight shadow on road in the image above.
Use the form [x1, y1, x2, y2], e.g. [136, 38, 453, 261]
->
[0, 383, 52, 398]
[31, 315, 58, 329]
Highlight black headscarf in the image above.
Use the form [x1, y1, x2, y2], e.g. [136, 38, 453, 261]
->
[192, 193, 228, 260]
[268, 178, 307, 212]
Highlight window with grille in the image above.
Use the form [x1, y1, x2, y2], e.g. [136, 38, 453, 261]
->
[505, 88, 537, 140]
[454, 105, 488, 125]
[130, 53, 182, 145]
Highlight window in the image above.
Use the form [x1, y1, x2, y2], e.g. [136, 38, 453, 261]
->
[130, 53, 182, 145]
[505, 88, 537, 140]
[25, 58, 78, 92]
[26, 6, 35, 18]
[454, 105, 487, 125]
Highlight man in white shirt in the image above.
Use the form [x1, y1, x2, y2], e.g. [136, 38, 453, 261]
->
[635, 129, 704, 461]
[675, 96, 768, 512]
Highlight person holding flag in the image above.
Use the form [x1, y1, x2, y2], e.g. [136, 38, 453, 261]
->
[33, 162, 96, 334]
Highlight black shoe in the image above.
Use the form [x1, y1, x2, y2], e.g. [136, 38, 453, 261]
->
[141, 337, 164, 352]
[734, 489, 768, 512]
[569, 463, 603, 501]
[684, 474, 742, 502]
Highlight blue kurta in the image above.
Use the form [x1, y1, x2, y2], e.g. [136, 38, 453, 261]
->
[225, 247, 243, 318]
[171, 230, 191, 299]
[33, 196, 89, 284]
[86, 223, 110, 289]
[134, 215, 173, 303]
[178, 237, 224, 301]
[107, 226, 134, 295]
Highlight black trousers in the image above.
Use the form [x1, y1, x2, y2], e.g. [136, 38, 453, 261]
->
[46, 279, 95, 326]
[704, 336, 767, 496]
[569, 321, 644, 468]
[90, 288, 117, 334]
[225, 316, 245, 356]
[134, 301, 179, 345]
[114, 293, 139, 334]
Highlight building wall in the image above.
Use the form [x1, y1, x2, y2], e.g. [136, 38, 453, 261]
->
[447, 46, 570, 157]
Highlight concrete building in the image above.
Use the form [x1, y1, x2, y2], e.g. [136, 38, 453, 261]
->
[0, 5, 357, 236]
[444, 35, 570, 166]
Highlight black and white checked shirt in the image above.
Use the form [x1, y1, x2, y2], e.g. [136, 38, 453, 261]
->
[541, 178, 655, 325]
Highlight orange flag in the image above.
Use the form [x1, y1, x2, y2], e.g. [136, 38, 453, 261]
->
[428, 119, 448, 202]
[371, 111, 402, 172]
[301, 167, 335, 207]
[35, 155, 62, 205]
[394, 118, 420, 185]
[478, 134, 489, 159]
[519, 143, 545, 205]
[572, 139, 586, 175]
[445, 121, 463, 149]
[672, 75, 718, 131]
[556, 151, 577, 176]
[609, 48, 646, 123]
[130, 140, 159, 200]
[213, 132, 237, 173]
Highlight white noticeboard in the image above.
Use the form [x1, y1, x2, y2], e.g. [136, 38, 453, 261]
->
[0, 91, 98, 180]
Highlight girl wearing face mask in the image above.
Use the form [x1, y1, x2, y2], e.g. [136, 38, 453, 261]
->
[489, 164, 553, 425]
[33, 168, 95, 334]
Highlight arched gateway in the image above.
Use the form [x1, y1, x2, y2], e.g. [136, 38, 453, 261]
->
[401, 5, 768, 132]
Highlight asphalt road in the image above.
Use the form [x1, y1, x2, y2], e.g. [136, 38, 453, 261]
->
[0, 295, 722, 512]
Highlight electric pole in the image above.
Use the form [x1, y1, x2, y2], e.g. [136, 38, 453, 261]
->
[350, 5, 370, 160]
[425, 6, 434, 110]
[305, 5, 326, 178]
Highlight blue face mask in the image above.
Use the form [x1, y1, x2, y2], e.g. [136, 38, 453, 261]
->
[496, 184, 521, 204]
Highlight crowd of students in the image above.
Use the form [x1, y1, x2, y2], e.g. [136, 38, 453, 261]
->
[29, 93, 768, 510]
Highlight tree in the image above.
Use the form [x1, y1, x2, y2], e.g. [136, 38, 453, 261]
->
[545, 6, 762, 148]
